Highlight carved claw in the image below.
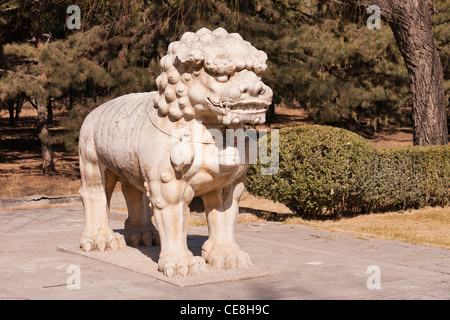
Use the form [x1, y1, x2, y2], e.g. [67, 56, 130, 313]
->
[203, 245, 252, 271]
[96, 237, 107, 252]
[108, 237, 118, 250]
[127, 233, 141, 247]
[108, 234, 126, 250]
[141, 231, 153, 247]
[81, 238, 94, 252]
[80, 232, 126, 252]
[126, 230, 156, 247]
[164, 262, 177, 277]
[160, 256, 207, 277]
[226, 255, 237, 270]
[237, 251, 252, 269]
[177, 259, 190, 277]
[212, 255, 225, 271]
[189, 257, 205, 276]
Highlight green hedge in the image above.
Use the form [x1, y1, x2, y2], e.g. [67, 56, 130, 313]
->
[369, 146, 450, 212]
[246, 125, 450, 218]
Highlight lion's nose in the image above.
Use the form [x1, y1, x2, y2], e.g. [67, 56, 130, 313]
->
[239, 81, 266, 97]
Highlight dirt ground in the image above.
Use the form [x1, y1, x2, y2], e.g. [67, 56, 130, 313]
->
[0, 104, 434, 199]
[0, 105, 80, 197]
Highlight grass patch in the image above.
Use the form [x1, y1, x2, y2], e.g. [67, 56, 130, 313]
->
[0, 175, 81, 198]
[285, 206, 450, 249]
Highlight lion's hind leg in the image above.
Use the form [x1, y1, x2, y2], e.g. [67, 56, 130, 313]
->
[122, 180, 159, 247]
[79, 142, 126, 252]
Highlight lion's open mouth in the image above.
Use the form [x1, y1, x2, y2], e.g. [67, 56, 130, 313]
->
[206, 97, 270, 125]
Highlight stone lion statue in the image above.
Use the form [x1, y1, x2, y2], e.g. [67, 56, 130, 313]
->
[78, 27, 273, 277]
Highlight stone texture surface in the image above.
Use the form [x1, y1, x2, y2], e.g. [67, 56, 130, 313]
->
[77, 28, 273, 277]
[0, 195, 449, 299]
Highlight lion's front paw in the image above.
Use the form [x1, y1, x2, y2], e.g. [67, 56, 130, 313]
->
[202, 241, 252, 271]
[80, 231, 126, 252]
[158, 255, 206, 277]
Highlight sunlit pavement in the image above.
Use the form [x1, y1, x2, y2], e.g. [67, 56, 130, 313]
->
[0, 193, 449, 300]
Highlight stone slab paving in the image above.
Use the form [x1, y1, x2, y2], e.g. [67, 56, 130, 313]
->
[0, 195, 448, 300]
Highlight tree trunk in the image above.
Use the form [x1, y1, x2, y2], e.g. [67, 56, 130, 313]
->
[37, 101, 55, 173]
[7, 98, 23, 127]
[47, 97, 53, 123]
[343, 0, 448, 145]
[15, 97, 23, 125]
[8, 99, 15, 127]
[32, 0, 43, 49]
[388, 2, 448, 145]
[32, 0, 55, 173]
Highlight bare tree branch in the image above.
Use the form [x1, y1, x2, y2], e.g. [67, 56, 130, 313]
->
[24, 95, 38, 109]
[0, 5, 19, 12]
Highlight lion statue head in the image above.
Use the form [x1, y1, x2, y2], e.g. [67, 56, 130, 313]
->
[154, 27, 273, 125]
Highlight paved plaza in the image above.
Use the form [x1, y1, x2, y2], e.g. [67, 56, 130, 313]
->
[0, 193, 449, 300]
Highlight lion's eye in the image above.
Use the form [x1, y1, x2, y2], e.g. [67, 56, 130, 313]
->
[215, 74, 229, 82]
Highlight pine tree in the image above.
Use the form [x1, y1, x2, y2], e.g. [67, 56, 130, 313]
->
[340, 0, 448, 145]
[432, 0, 450, 117]
[0, 0, 114, 172]
[2, 0, 447, 161]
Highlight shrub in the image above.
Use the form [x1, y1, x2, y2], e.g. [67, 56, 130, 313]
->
[370, 146, 450, 212]
[246, 125, 450, 218]
[246, 125, 377, 217]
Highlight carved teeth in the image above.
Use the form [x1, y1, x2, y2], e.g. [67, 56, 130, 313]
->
[227, 104, 267, 114]
[227, 110, 266, 123]
[219, 101, 268, 125]
[228, 103, 267, 111]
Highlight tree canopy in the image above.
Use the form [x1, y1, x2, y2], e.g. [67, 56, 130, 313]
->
[0, 0, 448, 171]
